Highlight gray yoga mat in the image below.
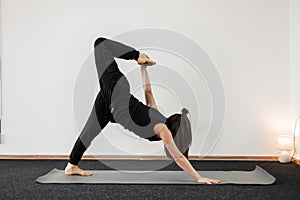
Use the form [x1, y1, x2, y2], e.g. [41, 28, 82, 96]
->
[36, 165, 276, 185]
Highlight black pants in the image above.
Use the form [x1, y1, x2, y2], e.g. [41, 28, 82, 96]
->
[69, 38, 166, 165]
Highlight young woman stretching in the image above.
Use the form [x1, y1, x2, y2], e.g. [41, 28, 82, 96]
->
[64, 37, 220, 184]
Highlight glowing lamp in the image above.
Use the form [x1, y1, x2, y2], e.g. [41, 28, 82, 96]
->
[277, 135, 293, 163]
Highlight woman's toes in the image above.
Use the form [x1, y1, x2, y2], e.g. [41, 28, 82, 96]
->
[82, 171, 92, 176]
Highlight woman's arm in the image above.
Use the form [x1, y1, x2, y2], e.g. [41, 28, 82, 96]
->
[141, 66, 158, 110]
[155, 124, 221, 184]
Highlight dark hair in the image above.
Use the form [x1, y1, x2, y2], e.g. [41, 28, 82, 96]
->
[164, 108, 192, 160]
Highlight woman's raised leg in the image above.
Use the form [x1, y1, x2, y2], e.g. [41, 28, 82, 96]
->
[93, 37, 140, 80]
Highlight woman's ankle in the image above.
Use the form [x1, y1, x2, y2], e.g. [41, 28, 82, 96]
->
[68, 161, 78, 166]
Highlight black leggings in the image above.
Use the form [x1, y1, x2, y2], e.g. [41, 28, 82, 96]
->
[68, 38, 166, 165]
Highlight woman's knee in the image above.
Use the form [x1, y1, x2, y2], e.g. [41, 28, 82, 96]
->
[94, 37, 107, 48]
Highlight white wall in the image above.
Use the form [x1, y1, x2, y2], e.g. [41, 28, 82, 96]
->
[0, 0, 291, 157]
[0, 1, 2, 137]
[290, 0, 300, 159]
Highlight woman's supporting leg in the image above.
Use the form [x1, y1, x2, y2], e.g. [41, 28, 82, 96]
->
[65, 38, 139, 175]
[68, 91, 109, 166]
[69, 38, 139, 165]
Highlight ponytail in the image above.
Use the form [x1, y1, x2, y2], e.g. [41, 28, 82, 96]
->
[181, 108, 189, 115]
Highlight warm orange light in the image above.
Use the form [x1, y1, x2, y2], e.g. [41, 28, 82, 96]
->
[278, 134, 293, 151]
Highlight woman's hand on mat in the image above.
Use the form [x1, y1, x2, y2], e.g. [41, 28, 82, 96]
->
[137, 52, 156, 66]
[196, 176, 221, 184]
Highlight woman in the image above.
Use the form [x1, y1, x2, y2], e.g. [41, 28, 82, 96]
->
[64, 37, 220, 184]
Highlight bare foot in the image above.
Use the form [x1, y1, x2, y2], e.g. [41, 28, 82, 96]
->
[64, 162, 92, 176]
[137, 52, 156, 66]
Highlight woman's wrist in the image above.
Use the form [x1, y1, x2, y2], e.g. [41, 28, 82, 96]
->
[141, 65, 147, 69]
[194, 173, 202, 181]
